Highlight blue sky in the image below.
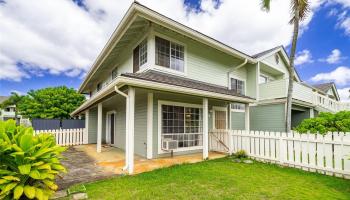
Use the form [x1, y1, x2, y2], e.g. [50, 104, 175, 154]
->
[0, 0, 350, 101]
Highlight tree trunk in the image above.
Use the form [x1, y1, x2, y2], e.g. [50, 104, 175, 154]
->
[286, 3, 300, 133]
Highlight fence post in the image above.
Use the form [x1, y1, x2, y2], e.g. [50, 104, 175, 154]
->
[279, 132, 286, 165]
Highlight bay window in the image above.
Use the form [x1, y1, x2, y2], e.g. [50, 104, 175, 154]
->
[160, 103, 202, 150]
[155, 36, 184, 72]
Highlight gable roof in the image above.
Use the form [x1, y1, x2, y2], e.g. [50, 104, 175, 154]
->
[122, 70, 254, 99]
[78, 2, 255, 93]
[253, 46, 301, 82]
[312, 82, 340, 101]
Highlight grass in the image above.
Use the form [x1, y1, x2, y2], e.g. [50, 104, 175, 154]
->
[62, 157, 350, 200]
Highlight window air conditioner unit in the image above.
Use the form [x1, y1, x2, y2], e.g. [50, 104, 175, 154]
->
[162, 139, 178, 151]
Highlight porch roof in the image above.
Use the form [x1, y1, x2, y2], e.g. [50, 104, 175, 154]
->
[122, 71, 254, 99]
[71, 71, 256, 116]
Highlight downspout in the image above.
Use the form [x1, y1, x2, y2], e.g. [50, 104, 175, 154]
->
[114, 86, 129, 171]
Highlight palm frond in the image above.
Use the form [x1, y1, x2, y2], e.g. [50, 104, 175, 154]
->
[289, 0, 310, 24]
[261, 0, 271, 12]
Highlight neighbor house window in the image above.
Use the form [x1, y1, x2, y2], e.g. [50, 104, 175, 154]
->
[161, 103, 202, 150]
[155, 36, 184, 72]
[259, 75, 268, 84]
[231, 103, 245, 111]
[96, 82, 102, 92]
[133, 39, 147, 72]
[230, 78, 245, 95]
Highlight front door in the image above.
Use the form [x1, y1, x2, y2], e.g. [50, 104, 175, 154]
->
[106, 111, 116, 145]
[213, 107, 227, 129]
[109, 113, 115, 145]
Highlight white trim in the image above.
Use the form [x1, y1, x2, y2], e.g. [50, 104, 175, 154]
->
[105, 110, 117, 146]
[71, 76, 255, 116]
[212, 106, 228, 130]
[97, 103, 103, 153]
[126, 87, 135, 174]
[157, 100, 203, 154]
[153, 32, 187, 76]
[146, 92, 153, 159]
[84, 110, 89, 144]
[245, 104, 250, 133]
[202, 98, 209, 159]
[132, 35, 149, 72]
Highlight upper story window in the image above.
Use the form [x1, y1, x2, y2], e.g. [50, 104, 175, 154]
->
[112, 67, 118, 80]
[230, 78, 245, 95]
[96, 82, 102, 92]
[155, 36, 184, 72]
[259, 75, 268, 84]
[133, 39, 147, 72]
[275, 54, 280, 64]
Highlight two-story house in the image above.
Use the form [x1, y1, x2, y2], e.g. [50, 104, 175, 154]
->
[71, 2, 350, 174]
[0, 96, 18, 122]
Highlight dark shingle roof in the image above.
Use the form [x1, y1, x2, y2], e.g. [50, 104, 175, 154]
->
[0, 96, 9, 104]
[121, 70, 254, 99]
[312, 82, 334, 93]
[252, 45, 283, 59]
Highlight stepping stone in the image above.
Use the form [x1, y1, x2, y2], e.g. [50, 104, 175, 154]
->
[50, 190, 67, 199]
[233, 159, 241, 163]
[243, 160, 253, 164]
[72, 193, 88, 200]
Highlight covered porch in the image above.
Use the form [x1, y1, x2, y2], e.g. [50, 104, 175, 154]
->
[73, 72, 254, 175]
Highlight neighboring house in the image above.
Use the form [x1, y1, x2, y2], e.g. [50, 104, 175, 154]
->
[71, 2, 350, 173]
[0, 96, 20, 122]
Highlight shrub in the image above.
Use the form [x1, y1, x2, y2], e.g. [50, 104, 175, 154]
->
[235, 150, 248, 159]
[0, 120, 66, 199]
[295, 111, 350, 134]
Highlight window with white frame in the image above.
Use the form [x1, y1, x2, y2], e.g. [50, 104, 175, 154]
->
[230, 78, 245, 95]
[231, 103, 245, 111]
[259, 75, 268, 84]
[112, 67, 118, 80]
[133, 39, 147, 72]
[155, 36, 184, 72]
[161, 104, 202, 150]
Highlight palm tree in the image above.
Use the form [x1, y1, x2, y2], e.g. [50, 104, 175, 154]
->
[261, 0, 310, 132]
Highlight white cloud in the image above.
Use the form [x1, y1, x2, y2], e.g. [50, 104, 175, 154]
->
[0, 0, 324, 81]
[295, 50, 313, 65]
[319, 49, 345, 64]
[338, 87, 350, 102]
[311, 66, 350, 85]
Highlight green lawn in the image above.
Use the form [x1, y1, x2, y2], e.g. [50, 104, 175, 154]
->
[64, 157, 350, 200]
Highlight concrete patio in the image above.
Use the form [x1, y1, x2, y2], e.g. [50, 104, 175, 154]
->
[57, 144, 226, 190]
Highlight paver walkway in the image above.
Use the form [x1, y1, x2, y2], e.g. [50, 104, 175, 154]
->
[56, 146, 117, 190]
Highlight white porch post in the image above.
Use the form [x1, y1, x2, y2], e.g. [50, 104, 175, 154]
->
[127, 87, 135, 174]
[97, 103, 102, 153]
[84, 110, 89, 144]
[203, 98, 209, 159]
[245, 104, 250, 133]
[310, 108, 315, 118]
[146, 92, 153, 159]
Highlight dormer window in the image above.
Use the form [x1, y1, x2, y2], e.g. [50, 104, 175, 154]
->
[133, 39, 147, 72]
[155, 36, 184, 72]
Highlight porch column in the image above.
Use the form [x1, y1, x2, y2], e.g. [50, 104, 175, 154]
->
[126, 87, 135, 174]
[84, 110, 89, 144]
[245, 104, 250, 133]
[146, 92, 153, 159]
[97, 103, 102, 153]
[203, 98, 209, 159]
[310, 108, 315, 118]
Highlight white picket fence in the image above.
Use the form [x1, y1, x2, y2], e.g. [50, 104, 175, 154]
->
[34, 128, 87, 146]
[210, 129, 350, 179]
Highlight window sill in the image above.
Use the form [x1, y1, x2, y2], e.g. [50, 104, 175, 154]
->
[158, 145, 203, 154]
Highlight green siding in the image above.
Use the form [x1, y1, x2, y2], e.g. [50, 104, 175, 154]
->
[88, 107, 97, 143]
[134, 90, 148, 157]
[231, 112, 245, 130]
[250, 103, 286, 132]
